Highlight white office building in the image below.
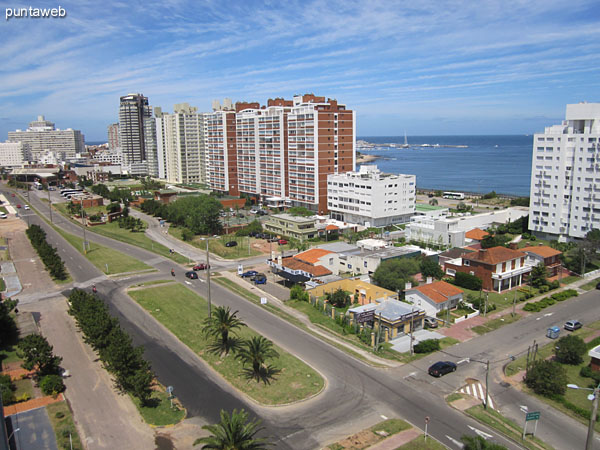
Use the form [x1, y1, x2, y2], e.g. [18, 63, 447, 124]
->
[327, 165, 415, 227]
[0, 142, 31, 167]
[7, 116, 84, 161]
[529, 102, 600, 241]
[155, 103, 207, 184]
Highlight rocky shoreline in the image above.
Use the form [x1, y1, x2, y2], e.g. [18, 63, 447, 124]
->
[356, 154, 379, 164]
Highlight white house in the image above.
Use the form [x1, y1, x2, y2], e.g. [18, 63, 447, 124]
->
[405, 280, 464, 317]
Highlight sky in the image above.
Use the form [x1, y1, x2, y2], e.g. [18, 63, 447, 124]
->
[1, 0, 600, 141]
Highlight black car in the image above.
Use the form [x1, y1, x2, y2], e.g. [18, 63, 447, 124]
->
[185, 271, 198, 279]
[596, 282, 600, 290]
[225, 241, 238, 247]
[428, 361, 457, 377]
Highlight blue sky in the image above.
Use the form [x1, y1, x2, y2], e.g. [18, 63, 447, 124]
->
[1, 0, 599, 141]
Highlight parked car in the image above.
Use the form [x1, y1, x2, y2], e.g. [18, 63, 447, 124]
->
[193, 263, 209, 270]
[564, 320, 582, 331]
[428, 361, 457, 377]
[10, 194, 15, 197]
[254, 274, 267, 285]
[0, 213, 7, 219]
[268, 237, 279, 242]
[257, 210, 268, 216]
[424, 317, 438, 328]
[249, 210, 258, 215]
[16, 204, 21, 208]
[241, 270, 259, 278]
[225, 241, 238, 247]
[48, 187, 55, 191]
[185, 271, 198, 279]
[278, 239, 288, 245]
[596, 282, 600, 290]
[23, 205, 30, 210]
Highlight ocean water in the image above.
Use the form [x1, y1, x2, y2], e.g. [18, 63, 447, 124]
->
[357, 135, 533, 197]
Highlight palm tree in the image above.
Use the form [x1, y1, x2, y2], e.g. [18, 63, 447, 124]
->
[236, 336, 281, 385]
[194, 409, 272, 449]
[203, 306, 246, 356]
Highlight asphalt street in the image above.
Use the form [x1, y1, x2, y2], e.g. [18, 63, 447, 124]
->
[9, 188, 597, 449]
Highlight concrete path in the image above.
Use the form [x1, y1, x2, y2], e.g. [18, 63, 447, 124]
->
[22, 296, 155, 450]
[367, 428, 422, 449]
[1, 261, 22, 298]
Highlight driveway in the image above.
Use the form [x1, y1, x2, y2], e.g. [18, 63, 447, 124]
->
[6, 407, 58, 450]
[21, 297, 155, 450]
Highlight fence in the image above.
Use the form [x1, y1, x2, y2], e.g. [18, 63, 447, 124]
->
[584, 268, 600, 280]
[454, 310, 480, 323]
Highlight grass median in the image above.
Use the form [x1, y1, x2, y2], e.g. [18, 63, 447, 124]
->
[327, 418, 411, 450]
[168, 227, 264, 259]
[47, 401, 84, 450]
[132, 387, 186, 426]
[128, 283, 324, 405]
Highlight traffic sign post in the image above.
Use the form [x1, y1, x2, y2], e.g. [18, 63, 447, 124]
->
[166, 385, 174, 408]
[523, 411, 541, 439]
[424, 416, 429, 441]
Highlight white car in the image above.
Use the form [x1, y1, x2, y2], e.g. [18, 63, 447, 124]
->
[0, 213, 7, 219]
[23, 205, 30, 210]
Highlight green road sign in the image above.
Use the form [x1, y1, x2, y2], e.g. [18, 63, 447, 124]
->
[526, 411, 540, 421]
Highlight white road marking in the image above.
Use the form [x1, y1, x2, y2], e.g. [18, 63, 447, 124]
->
[380, 414, 388, 420]
[457, 358, 470, 364]
[446, 435, 464, 448]
[403, 372, 417, 379]
[544, 313, 554, 317]
[185, 281, 192, 285]
[520, 405, 529, 412]
[459, 382, 495, 409]
[468, 425, 493, 440]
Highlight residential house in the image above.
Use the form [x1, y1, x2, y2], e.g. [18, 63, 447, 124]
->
[268, 248, 333, 283]
[521, 245, 563, 276]
[307, 278, 398, 306]
[589, 345, 600, 372]
[405, 280, 464, 317]
[438, 247, 474, 271]
[318, 245, 422, 276]
[348, 300, 426, 341]
[445, 246, 531, 292]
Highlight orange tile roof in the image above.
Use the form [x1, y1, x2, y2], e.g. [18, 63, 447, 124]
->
[282, 257, 332, 277]
[325, 224, 339, 231]
[463, 246, 525, 265]
[413, 281, 464, 304]
[465, 228, 490, 240]
[521, 245, 562, 258]
[295, 248, 334, 264]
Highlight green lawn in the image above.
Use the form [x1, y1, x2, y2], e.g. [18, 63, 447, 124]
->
[0, 345, 20, 367]
[472, 313, 522, 335]
[461, 287, 536, 311]
[0, 206, 7, 214]
[168, 227, 264, 259]
[0, 278, 5, 292]
[54, 226, 151, 274]
[560, 275, 581, 285]
[128, 283, 324, 405]
[397, 436, 446, 450]
[466, 404, 552, 450]
[54, 202, 188, 264]
[46, 401, 84, 450]
[132, 388, 186, 426]
[580, 277, 600, 291]
[13, 378, 34, 401]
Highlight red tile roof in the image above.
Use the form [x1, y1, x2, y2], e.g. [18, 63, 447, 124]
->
[325, 224, 339, 231]
[412, 281, 464, 304]
[521, 245, 562, 258]
[465, 228, 489, 240]
[463, 246, 525, 265]
[282, 258, 332, 277]
[295, 248, 334, 264]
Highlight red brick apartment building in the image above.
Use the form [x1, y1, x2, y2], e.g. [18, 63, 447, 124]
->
[445, 246, 532, 292]
[205, 94, 355, 213]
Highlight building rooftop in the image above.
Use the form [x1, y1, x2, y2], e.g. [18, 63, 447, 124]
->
[349, 299, 424, 322]
[282, 257, 331, 277]
[465, 228, 490, 241]
[521, 245, 562, 258]
[410, 281, 463, 304]
[316, 242, 359, 253]
[463, 246, 525, 265]
[295, 248, 334, 264]
[353, 246, 422, 260]
[270, 213, 316, 223]
[439, 247, 474, 259]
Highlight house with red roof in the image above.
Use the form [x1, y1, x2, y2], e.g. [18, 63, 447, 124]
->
[445, 246, 531, 292]
[268, 248, 333, 283]
[465, 228, 490, 241]
[405, 280, 464, 317]
[521, 245, 562, 276]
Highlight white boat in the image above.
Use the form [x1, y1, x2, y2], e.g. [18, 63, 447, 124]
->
[400, 131, 409, 148]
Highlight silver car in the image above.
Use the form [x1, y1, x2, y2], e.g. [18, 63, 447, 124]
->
[564, 320, 582, 331]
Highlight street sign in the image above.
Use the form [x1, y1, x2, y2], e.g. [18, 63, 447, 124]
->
[526, 411, 540, 421]
[260, 297, 267, 305]
[238, 264, 243, 275]
[355, 310, 375, 324]
[166, 386, 173, 395]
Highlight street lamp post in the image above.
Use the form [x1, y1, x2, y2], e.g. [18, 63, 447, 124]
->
[567, 383, 600, 450]
[201, 236, 218, 319]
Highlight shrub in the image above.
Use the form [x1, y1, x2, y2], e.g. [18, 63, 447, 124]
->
[40, 374, 65, 396]
[290, 285, 309, 302]
[0, 374, 15, 404]
[414, 339, 440, 354]
[548, 280, 560, 290]
[525, 360, 567, 397]
[539, 285, 549, 293]
[523, 303, 540, 312]
[55, 411, 65, 419]
[554, 335, 587, 365]
[15, 393, 31, 402]
[454, 272, 483, 290]
[181, 228, 194, 242]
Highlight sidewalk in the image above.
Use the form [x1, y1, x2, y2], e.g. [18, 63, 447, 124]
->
[366, 428, 422, 450]
[218, 270, 400, 367]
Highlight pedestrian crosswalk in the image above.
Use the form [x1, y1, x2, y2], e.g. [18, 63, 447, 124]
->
[458, 381, 495, 409]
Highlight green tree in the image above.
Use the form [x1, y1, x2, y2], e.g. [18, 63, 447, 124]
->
[525, 360, 567, 397]
[529, 262, 548, 288]
[554, 334, 587, 365]
[0, 300, 18, 346]
[287, 237, 308, 252]
[290, 285, 309, 302]
[461, 434, 507, 449]
[453, 272, 482, 290]
[429, 198, 438, 206]
[326, 289, 350, 308]
[236, 336, 281, 385]
[17, 334, 62, 377]
[203, 306, 246, 356]
[194, 409, 272, 449]
[420, 257, 443, 279]
[0, 374, 15, 404]
[371, 258, 419, 292]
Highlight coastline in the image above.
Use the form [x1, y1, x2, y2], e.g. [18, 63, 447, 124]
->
[356, 154, 379, 164]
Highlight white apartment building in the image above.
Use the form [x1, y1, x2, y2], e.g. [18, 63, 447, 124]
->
[327, 165, 415, 227]
[0, 142, 31, 167]
[155, 103, 207, 184]
[93, 148, 122, 165]
[529, 102, 600, 241]
[8, 116, 84, 161]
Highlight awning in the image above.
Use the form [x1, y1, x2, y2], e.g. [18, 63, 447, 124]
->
[275, 271, 310, 283]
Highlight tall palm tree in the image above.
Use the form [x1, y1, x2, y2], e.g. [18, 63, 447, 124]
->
[194, 409, 272, 449]
[236, 336, 281, 385]
[203, 306, 246, 356]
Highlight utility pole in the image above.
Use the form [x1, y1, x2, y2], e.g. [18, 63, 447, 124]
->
[485, 360, 490, 410]
[47, 187, 53, 223]
[586, 385, 600, 450]
[206, 238, 212, 319]
[410, 308, 415, 355]
[513, 289, 517, 317]
[80, 201, 87, 254]
[484, 292, 489, 317]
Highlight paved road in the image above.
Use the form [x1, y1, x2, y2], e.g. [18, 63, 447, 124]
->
[11, 188, 589, 449]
